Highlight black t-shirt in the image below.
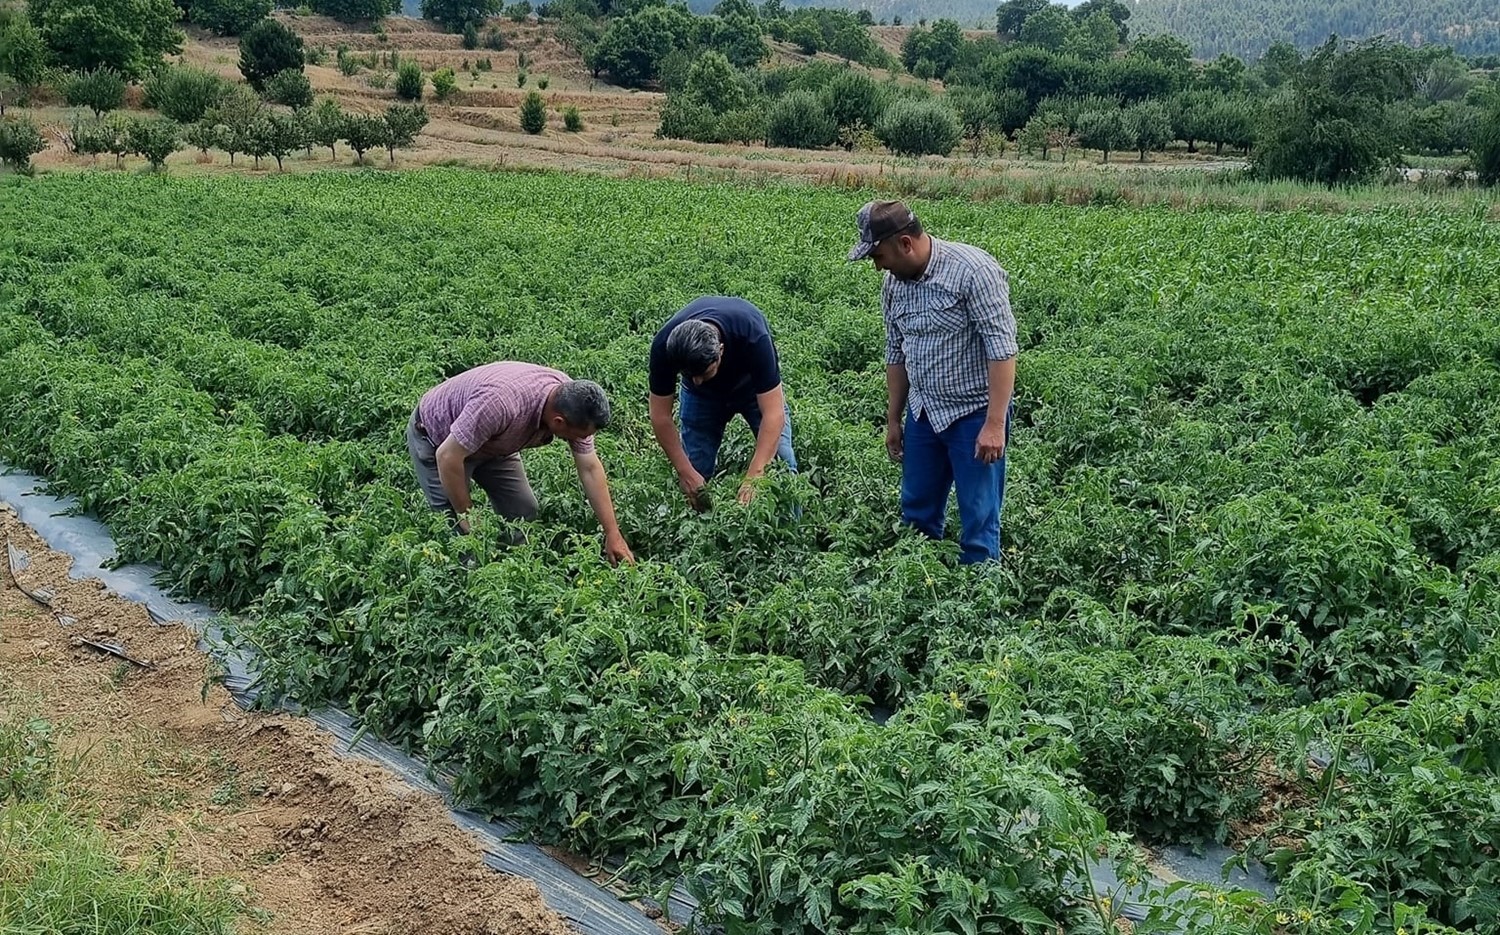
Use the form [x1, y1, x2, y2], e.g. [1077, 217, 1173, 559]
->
[648, 296, 782, 399]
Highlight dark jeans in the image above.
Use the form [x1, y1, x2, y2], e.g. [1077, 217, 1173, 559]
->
[901, 403, 1012, 565]
[679, 386, 797, 478]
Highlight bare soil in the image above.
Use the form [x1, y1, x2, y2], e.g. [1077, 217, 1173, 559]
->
[0, 506, 573, 935]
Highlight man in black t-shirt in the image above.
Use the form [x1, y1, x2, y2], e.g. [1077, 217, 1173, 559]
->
[648, 296, 796, 508]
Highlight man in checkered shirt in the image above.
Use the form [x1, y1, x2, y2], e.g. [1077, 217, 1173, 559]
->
[849, 201, 1017, 564]
[407, 362, 634, 565]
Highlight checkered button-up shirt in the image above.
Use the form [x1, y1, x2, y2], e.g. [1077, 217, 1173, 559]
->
[417, 362, 595, 460]
[883, 237, 1018, 432]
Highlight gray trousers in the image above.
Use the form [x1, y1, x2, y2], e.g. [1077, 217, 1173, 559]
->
[406, 408, 539, 522]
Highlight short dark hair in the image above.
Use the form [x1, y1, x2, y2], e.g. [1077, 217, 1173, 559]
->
[554, 380, 610, 431]
[664, 320, 722, 377]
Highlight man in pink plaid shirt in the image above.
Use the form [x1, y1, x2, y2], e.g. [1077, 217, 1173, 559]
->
[407, 361, 634, 565]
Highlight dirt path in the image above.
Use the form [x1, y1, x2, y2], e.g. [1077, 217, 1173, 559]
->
[0, 507, 573, 935]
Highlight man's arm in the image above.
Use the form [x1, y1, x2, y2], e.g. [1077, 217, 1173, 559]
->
[883, 277, 909, 463]
[574, 451, 634, 565]
[648, 392, 707, 508]
[976, 357, 1015, 463]
[885, 364, 909, 462]
[435, 435, 475, 531]
[967, 259, 1018, 464]
[738, 384, 787, 503]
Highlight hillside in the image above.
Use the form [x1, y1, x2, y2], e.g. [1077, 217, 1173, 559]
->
[686, 0, 1005, 27]
[1126, 0, 1500, 59]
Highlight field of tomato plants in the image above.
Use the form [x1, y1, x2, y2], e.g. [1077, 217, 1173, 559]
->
[2, 170, 1498, 934]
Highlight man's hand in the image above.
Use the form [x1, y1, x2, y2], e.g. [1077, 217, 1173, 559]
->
[604, 534, 635, 566]
[975, 420, 1007, 464]
[885, 422, 904, 462]
[737, 479, 757, 505]
[678, 467, 708, 511]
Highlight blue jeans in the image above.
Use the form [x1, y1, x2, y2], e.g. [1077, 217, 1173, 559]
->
[679, 386, 797, 478]
[901, 404, 1012, 564]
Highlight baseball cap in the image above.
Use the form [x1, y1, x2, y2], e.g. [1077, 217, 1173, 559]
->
[847, 200, 919, 261]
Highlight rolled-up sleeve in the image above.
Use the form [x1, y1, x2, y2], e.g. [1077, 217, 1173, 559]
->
[882, 276, 905, 366]
[966, 261, 1017, 361]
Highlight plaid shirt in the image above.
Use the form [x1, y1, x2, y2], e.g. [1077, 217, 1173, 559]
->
[417, 362, 595, 460]
[883, 237, 1017, 432]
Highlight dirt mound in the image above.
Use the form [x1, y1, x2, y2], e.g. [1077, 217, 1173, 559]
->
[0, 508, 573, 935]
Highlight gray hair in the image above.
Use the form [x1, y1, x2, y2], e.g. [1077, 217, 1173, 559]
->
[554, 380, 611, 431]
[665, 320, 722, 378]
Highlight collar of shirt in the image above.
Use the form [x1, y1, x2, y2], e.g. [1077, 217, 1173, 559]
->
[916, 237, 947, 284]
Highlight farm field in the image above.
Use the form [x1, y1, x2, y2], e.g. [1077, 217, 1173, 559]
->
[2, 168, 1499, 933]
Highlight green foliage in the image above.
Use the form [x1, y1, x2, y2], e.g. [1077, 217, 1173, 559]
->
[1017, 6, 1076, 53]
[788, 18, 820, 55]
[590, 4, 700, 87]
[339, 111, 384, 161]
[309, 0, 400, 22]
[1124, 97, 1171, 159]
[265, 68, 314, 108]
[420, 0, 501, 33]
[657, 94, 717, 141]
[900, 19, 963, 79]
[562, 104, 582, 132]
[3, 171, 1500, 931]
[876, 97, 961, 157]
[238, 18, 303, 91]
[394, 59, 424, 101]
[683, 50, 744, 113]
[204, 82, 262, 164]
[0, 115, 46, 172]
[765, 88, 835, 148]
[1016, 107, 1071, 158]
[0, 12, 47, 87]
[145, 65, 232, 123]
[125, 114, 181, 169]
[1074, 106, 1127, 160]
[432, 67, 458, 101]
[183, 118, 219, 155]
[240, 109, 301, 169]
[716, 106, 766, 144]
[709, 8, 767, 69]
[184, 0, 272, 36]
[62, 69, 127, 120]
[821, 68, 886, 131]
[996, 0, 1047, 39]
[27, 0, 183, 78]
[382, 102, 427, 161]
[1129, 0, 1500, 60]
[1475, 103, 1500, 185]
[519, 89, 546, 133]
[1252, 38, 1405, 185]
[306, 97, 345, 157]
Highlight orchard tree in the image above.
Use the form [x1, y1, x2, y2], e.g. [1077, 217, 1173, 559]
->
[311, 0, 400, 22]
[188, 0, 273, 36]
[0, 12, 47, 87]
[383, 102, 428, 160]
[63, 68, 128, 118]
[1076, 106, 1128, 161]
[27, 0, 182, 78]
[420, 0, 500, 32]
[126, 115, 182, 170]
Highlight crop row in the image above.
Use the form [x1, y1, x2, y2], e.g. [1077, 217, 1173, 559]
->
[2, 170, 1498, 931]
